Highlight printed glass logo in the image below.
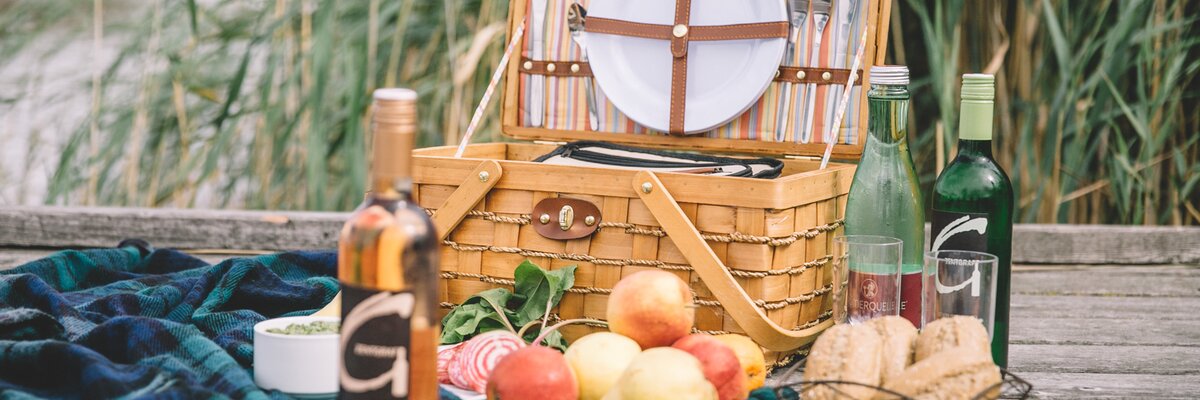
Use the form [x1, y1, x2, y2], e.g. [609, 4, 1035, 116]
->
[861, 278, 878, 300]
[936, 259, 982, 297]
[340, 291, 415, 397]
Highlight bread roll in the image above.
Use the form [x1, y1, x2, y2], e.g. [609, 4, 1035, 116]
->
[882, 346, 1001, 399]
[866, 316, 918, 381]
[802, 323, 883, 400]
[915, 316, 991, 362]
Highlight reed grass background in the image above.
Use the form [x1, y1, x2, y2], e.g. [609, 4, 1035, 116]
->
[1, 0, 1197, 225]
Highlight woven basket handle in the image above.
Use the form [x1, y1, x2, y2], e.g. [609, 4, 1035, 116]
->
[633, 171, 833, 351]
[431, 161, 504, 240]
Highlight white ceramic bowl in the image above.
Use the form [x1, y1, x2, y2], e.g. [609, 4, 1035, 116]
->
[253, 316, 340, 396]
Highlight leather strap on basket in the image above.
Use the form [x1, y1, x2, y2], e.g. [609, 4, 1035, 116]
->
[585, 0, 788, 135]
[520, 58, 862, 86]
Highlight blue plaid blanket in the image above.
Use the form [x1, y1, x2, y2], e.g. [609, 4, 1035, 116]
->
[0, 245, 340, 399]
[0, 244, 477, 399]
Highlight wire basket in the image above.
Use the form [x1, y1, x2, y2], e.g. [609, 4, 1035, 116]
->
[769, 357, 1033, 399]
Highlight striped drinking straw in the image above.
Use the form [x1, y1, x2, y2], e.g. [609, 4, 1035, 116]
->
[819, 21, 869, 170]
[456, 21, 527, 158]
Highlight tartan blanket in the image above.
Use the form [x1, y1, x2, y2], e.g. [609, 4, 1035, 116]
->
[0, 245, 468, 400]
[0, 245, 340, 399]
[0, 246, 465, 398]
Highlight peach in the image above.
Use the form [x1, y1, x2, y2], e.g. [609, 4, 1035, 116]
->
[672, 334, 748, 400]
[710, 334, 767, 393]
[486, 346, 578, 400]
[606, 270, 694, 348]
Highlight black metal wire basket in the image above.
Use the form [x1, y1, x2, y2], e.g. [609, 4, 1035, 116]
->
[769, 357, 1033, 399]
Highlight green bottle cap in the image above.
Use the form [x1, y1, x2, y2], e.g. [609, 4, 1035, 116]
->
[958, 74, 995, 141]
[961, 73, 995, 102]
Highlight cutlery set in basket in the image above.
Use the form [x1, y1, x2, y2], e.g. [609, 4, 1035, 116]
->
[415, 0, 892, 367]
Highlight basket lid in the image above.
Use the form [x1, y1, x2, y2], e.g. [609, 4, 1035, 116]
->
[499, 0, 892, 159]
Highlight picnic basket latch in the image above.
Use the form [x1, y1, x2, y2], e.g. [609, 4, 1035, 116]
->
[532, 197, 602, 240]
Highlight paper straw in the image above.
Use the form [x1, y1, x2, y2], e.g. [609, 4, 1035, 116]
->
[455, 21, 527, 158]
[819, 24, 869, 170]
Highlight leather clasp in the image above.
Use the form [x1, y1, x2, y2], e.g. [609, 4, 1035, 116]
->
[533, 198, 601, 240]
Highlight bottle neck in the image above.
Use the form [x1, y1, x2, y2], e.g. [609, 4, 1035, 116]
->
[866, 84, 910, 145]
[958, 98, 994, 141]
[368, 96, 417, 201]
[956, 94, 995, 159]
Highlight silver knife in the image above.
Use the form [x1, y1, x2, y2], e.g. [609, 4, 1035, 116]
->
[528, 0, 548, 128]
[567, 2, 599, 131]
[800, 0, 831, 143]
[776, 0, 809, 141]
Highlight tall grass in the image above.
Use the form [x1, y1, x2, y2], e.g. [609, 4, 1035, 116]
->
[894, 0, 1199, 225]
[13, 0, 509, 211]
[2, 0, 1197, 225]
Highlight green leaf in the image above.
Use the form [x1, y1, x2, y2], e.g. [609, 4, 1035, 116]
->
[437, 260, 577, 347]
[511, 260, 577, 326]
[439, 288, 514, 344]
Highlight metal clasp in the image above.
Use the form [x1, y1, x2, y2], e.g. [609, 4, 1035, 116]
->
[559, 205, 574, 231]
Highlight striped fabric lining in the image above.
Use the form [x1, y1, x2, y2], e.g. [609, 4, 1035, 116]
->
[517, 0, 870, 145]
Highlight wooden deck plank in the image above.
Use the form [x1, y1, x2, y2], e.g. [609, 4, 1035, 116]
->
[0, 207, 343, 251]
[1012, 224, 1200, 265]
[1011, 294, 1200, 322]
[1010, 344, 1200, 375]
[1011, 313, 1200, 347]
[1012, 265, 1200, 297]
[1017, 372, 1200, 399]
[3, 206, 1200, 264]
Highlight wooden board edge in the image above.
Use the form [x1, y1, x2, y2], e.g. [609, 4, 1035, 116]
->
[4, 207, 1195, 265]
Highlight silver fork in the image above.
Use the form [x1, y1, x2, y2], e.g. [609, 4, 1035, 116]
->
[567, 2, 599, 131]
[776, 0, 809, 142]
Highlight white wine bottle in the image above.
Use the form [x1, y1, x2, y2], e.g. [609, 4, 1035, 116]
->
[843, 65, 925, 325]
[338, 89, 439, 399]
[931, 74, 1014, 367]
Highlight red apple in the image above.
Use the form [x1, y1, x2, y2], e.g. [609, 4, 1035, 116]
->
[486, 346, 578, 400]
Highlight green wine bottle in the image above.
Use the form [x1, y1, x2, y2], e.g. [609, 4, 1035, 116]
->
[844, 65, 925, 326]
[931, 74, 1015, 367]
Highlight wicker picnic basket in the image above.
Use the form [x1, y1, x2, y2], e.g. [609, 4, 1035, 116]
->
[415, 0, 892, 367]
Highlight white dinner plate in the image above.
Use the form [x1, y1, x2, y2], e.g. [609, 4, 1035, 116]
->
[586, 0, 787, 134]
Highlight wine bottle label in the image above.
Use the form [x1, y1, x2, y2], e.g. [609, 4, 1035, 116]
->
[931, 210, 989, 252]
[847, 271, 900, 317]
[339, 284, 415, 400]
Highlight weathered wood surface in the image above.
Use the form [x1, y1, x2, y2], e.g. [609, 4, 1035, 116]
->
[3, 206, 1200, 264]
[3, 246, 1197, 398]
[1012, 224, 1200, 265]
[1006, 264, 1200, 399]
[0, 206, 344, 251]
[1, 207, 1199, 398]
